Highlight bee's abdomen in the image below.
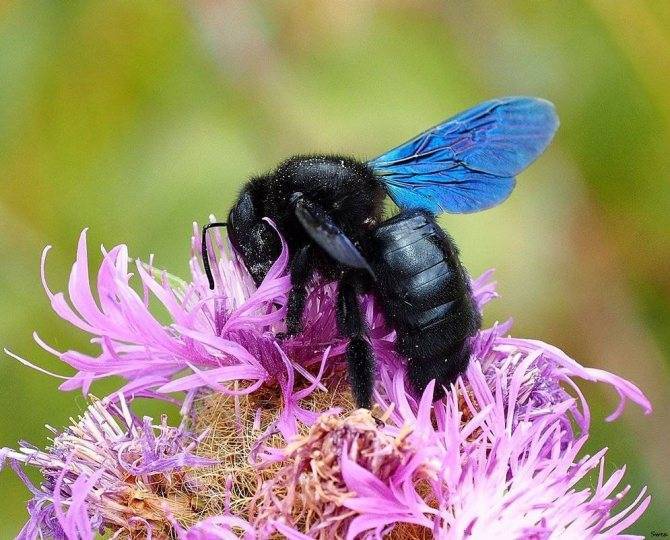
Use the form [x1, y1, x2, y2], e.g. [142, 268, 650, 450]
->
[370, 210, 480, 365]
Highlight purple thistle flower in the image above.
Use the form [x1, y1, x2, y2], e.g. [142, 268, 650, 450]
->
[2, 223, 654, 538]
[246, 346, 651, 538]
[7, 222, 384, 439]
[1, 394, 213, 538]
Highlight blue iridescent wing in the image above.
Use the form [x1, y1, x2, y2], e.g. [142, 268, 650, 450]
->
[368, 97, 559, 213]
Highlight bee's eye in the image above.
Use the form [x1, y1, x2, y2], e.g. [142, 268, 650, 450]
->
[229, 220, 281, 286]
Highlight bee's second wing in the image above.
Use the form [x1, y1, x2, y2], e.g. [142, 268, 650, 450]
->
[368, 96, 559, 214]
[294, 196, 374, 275]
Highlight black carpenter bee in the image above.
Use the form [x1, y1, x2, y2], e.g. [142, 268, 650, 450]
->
[202, 97, 559, 408]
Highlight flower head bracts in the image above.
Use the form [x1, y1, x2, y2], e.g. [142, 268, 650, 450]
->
[0, 395, 213, 539]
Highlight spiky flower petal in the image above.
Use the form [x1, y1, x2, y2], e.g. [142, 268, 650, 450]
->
[2, 224, 653, 538]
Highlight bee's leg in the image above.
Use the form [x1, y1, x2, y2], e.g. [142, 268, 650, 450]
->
[283, 244, 314, 337]
[337, 270, 374, 409]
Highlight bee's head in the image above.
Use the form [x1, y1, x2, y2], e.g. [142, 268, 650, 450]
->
[227, 189, 281, 286]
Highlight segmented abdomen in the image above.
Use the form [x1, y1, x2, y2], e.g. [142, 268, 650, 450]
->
[369, 210, 480, 363]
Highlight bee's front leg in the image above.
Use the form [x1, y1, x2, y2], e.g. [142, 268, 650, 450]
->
[279, 243, 313, 339]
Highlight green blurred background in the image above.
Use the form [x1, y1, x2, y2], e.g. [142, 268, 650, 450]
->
[1, 1, 669, 536]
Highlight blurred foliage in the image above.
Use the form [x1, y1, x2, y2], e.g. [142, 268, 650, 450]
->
[0, 0, 669, 536]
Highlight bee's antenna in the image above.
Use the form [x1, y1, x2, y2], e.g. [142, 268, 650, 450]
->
[201, 222, 228, 290]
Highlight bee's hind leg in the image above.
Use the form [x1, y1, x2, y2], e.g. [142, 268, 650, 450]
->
[337, 270, 375, 409]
